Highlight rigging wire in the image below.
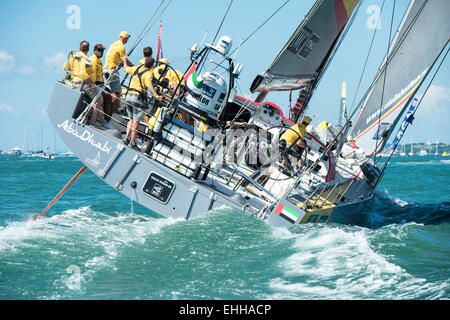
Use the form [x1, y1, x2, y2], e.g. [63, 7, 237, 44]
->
[349, 0, 386, 115]
[212, 0, 234, 44]
[229, 0, 290, 57]
[77, 0, 172, 124]
[128, 0, 171, 56]
[349, 0, 428, 137]
[212, 0, 291, 70]
[198, 0, 234, 73]
[217, 0, 292, 127]
[373, 42, 450, 188]
[120, 0, 173, 85]
[373, 0, 397, 161]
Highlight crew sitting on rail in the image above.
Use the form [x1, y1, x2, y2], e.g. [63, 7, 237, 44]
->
[63, 40, 104, 127]
[139, 47, 153, 66]
[122, 56, 161, 150]
[279, 116, 312, 173]
[307, 120, 340, 148]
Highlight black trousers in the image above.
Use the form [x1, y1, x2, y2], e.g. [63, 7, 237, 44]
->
[280, 140, 304, 172]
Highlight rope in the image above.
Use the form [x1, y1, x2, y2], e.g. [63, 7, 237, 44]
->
[373, 42, 450, 188]
[127, 0, 171, 57]
[349, 0, 386, 115]
[212, 0, 234, 45]
[229, 0, 290, 57]
[374, 0, 396, 161]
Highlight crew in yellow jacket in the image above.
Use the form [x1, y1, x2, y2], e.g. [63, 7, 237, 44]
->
[279, 116, 312, 172]
[62, 41, 103, 126]
[88, 44, 104, 85]
[138, 47, 153, 66]
[152, 58, 185, 95]
[122, 57, 161, 149]
[103, 31, 130, 123]
[88, 44, 114, 129]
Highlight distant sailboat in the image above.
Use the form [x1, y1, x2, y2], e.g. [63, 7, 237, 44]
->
[408, 138, 414, 156]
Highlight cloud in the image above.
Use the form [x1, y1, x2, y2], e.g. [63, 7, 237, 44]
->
[43, 52, 67, 73]
[0, 102, 13, 113]
[0, 50, 15, 73]
[18, 65, 35, 75]
[420, 85, 450, 114]
[0, 50, 34, 75]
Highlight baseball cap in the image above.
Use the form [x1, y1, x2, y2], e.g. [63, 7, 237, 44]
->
[302, 116, 312, 125]
[94, 44, 105, 51]
[119, 31, 130, 39]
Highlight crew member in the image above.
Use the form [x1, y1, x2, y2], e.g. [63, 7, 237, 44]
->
[309, 120, 340, 148]
[152, 58, 188, 124]
[138, 47, 153, 66]
[279, 116, 312, 172]
[63, 40, 104, 127]
[152, 58, 185, 93]
[104, 31, 130, 121]
[122, 56, 161, 149]
[89, 44, 112, 129]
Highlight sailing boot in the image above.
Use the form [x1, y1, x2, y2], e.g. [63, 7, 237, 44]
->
[145, 139, 155, 155]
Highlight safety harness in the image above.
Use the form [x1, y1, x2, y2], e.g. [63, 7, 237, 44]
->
[127, 64, 151, 98]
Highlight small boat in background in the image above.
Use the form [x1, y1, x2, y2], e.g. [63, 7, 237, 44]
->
[0, 146, 22, 156]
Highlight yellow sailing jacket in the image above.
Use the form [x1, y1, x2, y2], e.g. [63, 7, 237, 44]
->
[89, 54, 103, 84]
[280, 124, 307, 146]
[105, 40, 126, 69]
[62, 51, 93, 82]
[125, 65, 154, 95]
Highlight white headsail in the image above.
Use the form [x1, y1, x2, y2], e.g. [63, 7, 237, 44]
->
[349, 0, 450, 156]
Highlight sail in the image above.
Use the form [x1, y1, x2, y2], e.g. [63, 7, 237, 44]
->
[250, 0, 360, 93]
[349, 0, 450, 156]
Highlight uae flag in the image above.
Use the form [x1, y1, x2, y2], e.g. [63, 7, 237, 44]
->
[185, 61, 203, 89]
[275, 203, 300, 224]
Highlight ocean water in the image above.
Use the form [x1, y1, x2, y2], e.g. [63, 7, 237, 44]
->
[0, 155, 449, 300]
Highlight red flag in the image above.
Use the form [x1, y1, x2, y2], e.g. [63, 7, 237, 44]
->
[156, 22, 162, 64]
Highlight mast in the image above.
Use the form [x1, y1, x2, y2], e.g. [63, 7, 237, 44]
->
[339, 81, 347, 127]
[41, 124, 44, 152]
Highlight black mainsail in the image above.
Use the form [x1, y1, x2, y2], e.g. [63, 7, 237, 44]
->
[349, 0, 450, 156]
[250, 0, 360, 110]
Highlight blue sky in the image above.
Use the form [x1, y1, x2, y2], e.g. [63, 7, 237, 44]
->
[0, 0, 449, 151]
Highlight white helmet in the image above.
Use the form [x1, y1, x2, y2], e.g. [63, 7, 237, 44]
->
[216, 36, 232, 55]
[186, 71, 228, 115]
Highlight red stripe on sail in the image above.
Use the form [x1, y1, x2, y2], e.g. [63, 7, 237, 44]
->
[335, 0, 348, 32]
